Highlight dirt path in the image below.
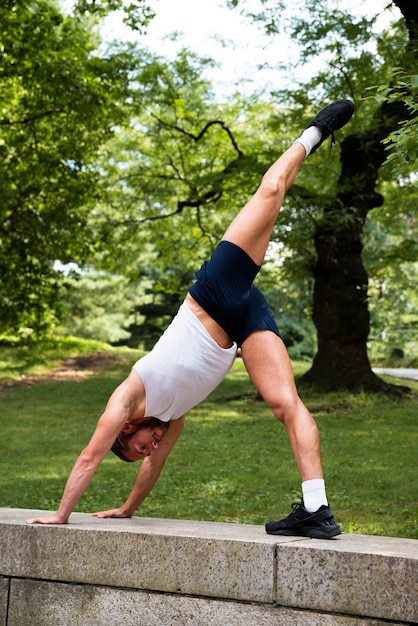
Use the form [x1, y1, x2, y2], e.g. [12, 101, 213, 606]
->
[0, 351, 128, 393]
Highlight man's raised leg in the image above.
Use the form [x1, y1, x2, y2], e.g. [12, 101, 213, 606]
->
[222, 99, 354, 267]
[222, 143, 305, 266]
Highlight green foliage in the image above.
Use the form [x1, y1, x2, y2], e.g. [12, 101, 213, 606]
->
[0, 0, 138, 337]
[364, 179, 418, 365]
[83, 51, 279, 339]
[1, 0, 416, 382]
[0, 354, 417, 538]
[60, 270, 137, 343]
[380, 71, 418, 177]
[121, 264, 195, 350]
[59, 262, 193, 349]
[94, 47, 265, 272]
[73, 0, 155, 31]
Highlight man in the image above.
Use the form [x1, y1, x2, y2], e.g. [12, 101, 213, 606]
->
[27, 99, 354, 538]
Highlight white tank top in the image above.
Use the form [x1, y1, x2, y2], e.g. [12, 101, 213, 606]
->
[133, 301, 237, 421]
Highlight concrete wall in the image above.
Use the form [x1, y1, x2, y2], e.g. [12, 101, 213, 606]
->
[0, 508, 417, 625]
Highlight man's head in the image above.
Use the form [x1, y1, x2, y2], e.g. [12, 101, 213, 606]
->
[111, 417, 169, 462]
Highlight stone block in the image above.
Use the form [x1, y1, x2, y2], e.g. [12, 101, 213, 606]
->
[0, 508, 285, 603]
[7, 579, 402, 626]
[0, 577, 9, 626]
[275, 533, 418, 622]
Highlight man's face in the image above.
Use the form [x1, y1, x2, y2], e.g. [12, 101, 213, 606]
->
[122, 427, 165, 462]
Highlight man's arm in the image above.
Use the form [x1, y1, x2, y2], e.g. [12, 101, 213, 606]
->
[26, 371, 144, 525]
[92, 415, 185, 519]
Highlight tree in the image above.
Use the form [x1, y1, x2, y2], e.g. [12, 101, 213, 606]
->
[91, 49, 270, 283]
[0, 0, 151, 337]
[300, 0, 417, 391]
[92, 3, 417, 374]
[4, 0, 415, 382]
[1, 0, 270, 344]
[80, 49, 272, 347]
[61, 269, 137, 344]
[231, 0, 417, 391]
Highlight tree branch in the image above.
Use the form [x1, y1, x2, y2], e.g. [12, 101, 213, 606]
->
[0, 109, 64, 125]
[150, 114, 244, 158]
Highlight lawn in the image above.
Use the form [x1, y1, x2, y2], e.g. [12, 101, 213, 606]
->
[0, 343, 417, 539]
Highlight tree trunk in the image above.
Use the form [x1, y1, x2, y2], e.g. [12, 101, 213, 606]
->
[301, 0, 417, 392]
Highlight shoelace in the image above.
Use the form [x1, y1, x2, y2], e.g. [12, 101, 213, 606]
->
[323, 112, 339, 150]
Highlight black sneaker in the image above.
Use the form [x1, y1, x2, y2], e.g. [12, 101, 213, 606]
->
[265, 500, 341, 539]
[304, 99, 354, 153]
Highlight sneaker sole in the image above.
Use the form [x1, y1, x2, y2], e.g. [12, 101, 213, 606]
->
[267, 525, 341, 539]
[305, 525, 342, 539]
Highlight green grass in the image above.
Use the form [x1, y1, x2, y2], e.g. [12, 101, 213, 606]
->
[1, 345, 417, 538]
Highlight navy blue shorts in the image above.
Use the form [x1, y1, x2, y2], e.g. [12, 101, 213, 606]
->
[189, 240, 281, 347]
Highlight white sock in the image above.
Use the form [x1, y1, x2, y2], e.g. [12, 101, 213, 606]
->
[294, 126, 322, 158]
[302, 478, 328, 512]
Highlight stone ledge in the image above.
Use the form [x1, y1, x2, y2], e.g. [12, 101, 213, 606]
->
[0, 508, 283, 603]
[1, 508, 417, 625]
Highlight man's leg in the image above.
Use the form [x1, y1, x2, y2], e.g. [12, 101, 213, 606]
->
[222, 143, 305, 266]
[241, 331, 321, 482]
[241, 330, 341, 539]
[222, 99, 354, 266]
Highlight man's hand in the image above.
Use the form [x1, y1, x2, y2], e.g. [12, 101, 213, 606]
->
[92, 508, 132, 519]
[26, 514, 68, 525]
